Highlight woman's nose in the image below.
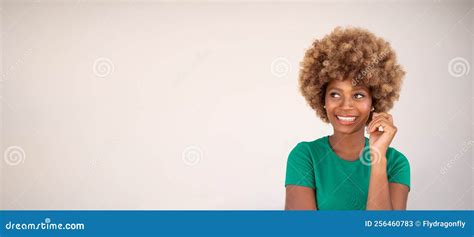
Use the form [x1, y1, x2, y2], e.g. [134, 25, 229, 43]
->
[341, 97, 353, 109]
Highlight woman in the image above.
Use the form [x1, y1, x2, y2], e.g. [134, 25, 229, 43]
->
[285, 27, 410, 210]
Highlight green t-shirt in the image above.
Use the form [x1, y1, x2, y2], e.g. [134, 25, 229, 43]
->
[285, 136, 410, 210]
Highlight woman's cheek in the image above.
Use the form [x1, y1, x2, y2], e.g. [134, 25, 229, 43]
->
[325, 106, 336, 123]
[362, 103, 371, 114]
[357, 101, 372, 121]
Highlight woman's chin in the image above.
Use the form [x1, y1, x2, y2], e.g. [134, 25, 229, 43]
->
[332, 124, 363, 135]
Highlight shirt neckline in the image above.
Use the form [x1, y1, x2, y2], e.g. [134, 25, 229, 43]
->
[324, 135, 369, 165]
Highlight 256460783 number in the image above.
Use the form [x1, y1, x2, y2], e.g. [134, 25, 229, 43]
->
[364, 220, 414, 228]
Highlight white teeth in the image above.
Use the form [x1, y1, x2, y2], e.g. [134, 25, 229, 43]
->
[337, 116, 356, 121]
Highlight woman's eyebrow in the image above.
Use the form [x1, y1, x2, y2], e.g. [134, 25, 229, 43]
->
[327, 87, 365, 92]
[352, 86, 369, 91]
[326, 87, 342, 91]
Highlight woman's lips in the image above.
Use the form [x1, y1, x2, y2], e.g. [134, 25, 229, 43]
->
[336, 115, 357, 125]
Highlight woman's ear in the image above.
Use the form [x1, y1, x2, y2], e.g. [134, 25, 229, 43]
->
[367, 107, 375, 125]
[369, 107, 375, 117]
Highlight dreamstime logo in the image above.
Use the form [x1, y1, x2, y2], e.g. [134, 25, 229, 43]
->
[359, 146, 381, 166]
[93, 57, 115, 78]
[4, 217, 85, 230]
[174, 49, 212, 86]
[3, 146, 26, 166]
[0, 47, 34, 82]
[182, 145, 203, 166]
[448, 57, 470, 78]
[440, 140, 473, 175]
[270, 57, 291, 78]
[352, 49, 390, 86]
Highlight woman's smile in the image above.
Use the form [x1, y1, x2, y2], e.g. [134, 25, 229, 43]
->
[335, 115, 358, 125]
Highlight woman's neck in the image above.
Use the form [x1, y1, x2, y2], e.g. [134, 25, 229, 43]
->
[328, 129, 366, 159]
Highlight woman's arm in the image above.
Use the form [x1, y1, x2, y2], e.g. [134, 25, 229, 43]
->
[366, 112, 409, 210]
[366, 160, 392, 210]
[366, 160, 409, 210]
[285, 185, 317, 210]
[389, 183, 409, 210]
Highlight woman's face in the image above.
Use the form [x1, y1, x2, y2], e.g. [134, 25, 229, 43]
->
[324, 79, 372, 135]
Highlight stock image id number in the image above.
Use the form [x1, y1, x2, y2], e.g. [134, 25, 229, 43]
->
[365, 220, 414, 228]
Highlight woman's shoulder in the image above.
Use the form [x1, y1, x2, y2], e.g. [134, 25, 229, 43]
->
[385, 146, 411, 190]
[291, 136, 328, 150]
[288, 136, 329, 159]
[287, 137, 329, 169]
[386, 146, 410, 166]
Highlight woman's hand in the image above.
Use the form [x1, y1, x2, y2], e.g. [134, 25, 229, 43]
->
[367, 112, 397, 159]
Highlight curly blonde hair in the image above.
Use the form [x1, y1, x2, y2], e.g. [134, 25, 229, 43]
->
[299, 26, 405, 123]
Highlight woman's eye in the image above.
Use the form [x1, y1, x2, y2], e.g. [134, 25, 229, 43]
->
[330, 92, 340, 98]
[354, 93, 365, 99]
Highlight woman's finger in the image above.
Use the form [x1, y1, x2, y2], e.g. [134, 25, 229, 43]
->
[369, 119, 396, 134]
[369, 112, 394, 131]
[369, 117, 390, 133]
[368, 115, 388, 133]
[372, 112, 391, 122]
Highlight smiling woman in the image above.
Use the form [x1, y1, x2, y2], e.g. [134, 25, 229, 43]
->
[285, 26, 410, 210]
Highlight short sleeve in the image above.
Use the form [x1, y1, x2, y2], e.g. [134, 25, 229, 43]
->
[387, 148, 411, 191]
[285, 142, 316, 189]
